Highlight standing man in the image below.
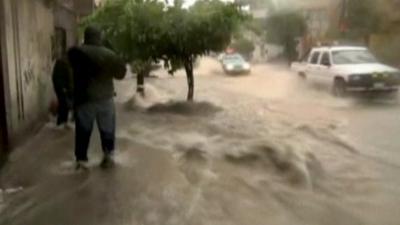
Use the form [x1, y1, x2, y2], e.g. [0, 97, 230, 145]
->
[68, 26, 126, 170]
[52, 48, 73, 128]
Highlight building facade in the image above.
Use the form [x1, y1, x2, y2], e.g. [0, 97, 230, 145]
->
[0, 0, 95, 160]
[0, 0, 55, 150]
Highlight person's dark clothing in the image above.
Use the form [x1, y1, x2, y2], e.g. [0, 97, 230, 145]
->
[84, 26, 103, 46]
[75, 99, 115, 161]
[68, 45, 126, 106]
[68, 29, 126, 162]
[55, 92, 69, 125]
[52, 58, 73, 125]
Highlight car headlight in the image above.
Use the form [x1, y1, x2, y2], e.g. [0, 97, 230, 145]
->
[243, 63, 250, 70]
[226, 64, 234, 70]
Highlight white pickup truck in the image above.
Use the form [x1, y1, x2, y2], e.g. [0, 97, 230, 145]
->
[291, 46, 400, 96]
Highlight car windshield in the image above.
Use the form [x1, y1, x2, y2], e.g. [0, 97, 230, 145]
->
[223, 54, 245, 64]
[332, 50, 379, 64]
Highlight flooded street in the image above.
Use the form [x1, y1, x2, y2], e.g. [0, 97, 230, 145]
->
[1, 58, 400, 225]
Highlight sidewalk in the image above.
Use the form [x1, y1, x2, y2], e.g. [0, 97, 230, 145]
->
[0, 108, 194, 225]
[0, 72, 233, 225]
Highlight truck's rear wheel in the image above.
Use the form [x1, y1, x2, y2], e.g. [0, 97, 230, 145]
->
[333, 78, 347, 97]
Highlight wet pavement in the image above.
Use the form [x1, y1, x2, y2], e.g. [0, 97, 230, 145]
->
[0, 58, 400, 225]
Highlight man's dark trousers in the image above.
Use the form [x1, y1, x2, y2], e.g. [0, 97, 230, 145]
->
[75, 98, 116, 162]
[55, 90, 70, 125]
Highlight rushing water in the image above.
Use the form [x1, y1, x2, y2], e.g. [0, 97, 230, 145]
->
[1, 58, 400, 225]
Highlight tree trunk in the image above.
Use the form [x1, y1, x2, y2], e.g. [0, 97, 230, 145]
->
[137, 71, 145, 97]
[136, 62, 152, 97]
[184, 59, 194, 101]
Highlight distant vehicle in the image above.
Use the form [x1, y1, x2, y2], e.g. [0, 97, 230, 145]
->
[292, 46, 400, 96]
[221, 54, 251, 75]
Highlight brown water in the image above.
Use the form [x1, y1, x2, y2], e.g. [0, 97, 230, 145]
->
[1, 58, 400, 225]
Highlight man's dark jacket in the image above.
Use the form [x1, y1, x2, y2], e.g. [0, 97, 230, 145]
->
[68, 45, 126, 106]
[52, 58, 72, 96]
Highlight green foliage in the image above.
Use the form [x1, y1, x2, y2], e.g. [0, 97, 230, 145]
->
[82, 0, 165, 63]
[82, 0, 246, 100]
[83, 0, 246, 66]
[163, 0, 247, 100]
[163, 0, 247, 63]
[265, 11, 306, 61]
[82, 0, 167, 96]
[130, 61, 152, 75]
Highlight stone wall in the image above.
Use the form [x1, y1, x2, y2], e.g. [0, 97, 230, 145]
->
[73, 0, 95, 17]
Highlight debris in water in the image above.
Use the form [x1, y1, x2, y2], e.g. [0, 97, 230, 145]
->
[181, 147, 207, 162]
[148, 101, 222, 116]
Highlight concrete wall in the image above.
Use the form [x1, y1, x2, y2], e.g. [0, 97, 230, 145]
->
[0, 0, 54, 141]
[0, 1, 9, 157]
[74, 0, 95, 16]
[54, 3, 78, 49]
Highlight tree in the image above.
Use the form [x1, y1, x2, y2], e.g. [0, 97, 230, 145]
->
[83, 0, 246, 101]
[265, 11, 307, 63]
[162, 0, 247, 101]
[82, 0, 165, 97]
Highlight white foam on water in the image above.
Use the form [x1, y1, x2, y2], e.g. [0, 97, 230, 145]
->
[0, 187, 24, 207]
[49, 160, 90, 175]
[125, 83, 171, 109]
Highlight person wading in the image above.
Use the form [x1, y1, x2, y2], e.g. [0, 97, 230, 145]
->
[68, 26, 126, 170]
[52, 48, 73, 128]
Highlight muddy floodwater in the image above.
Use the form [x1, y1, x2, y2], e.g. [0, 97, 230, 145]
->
[1, 58, 400, 225]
